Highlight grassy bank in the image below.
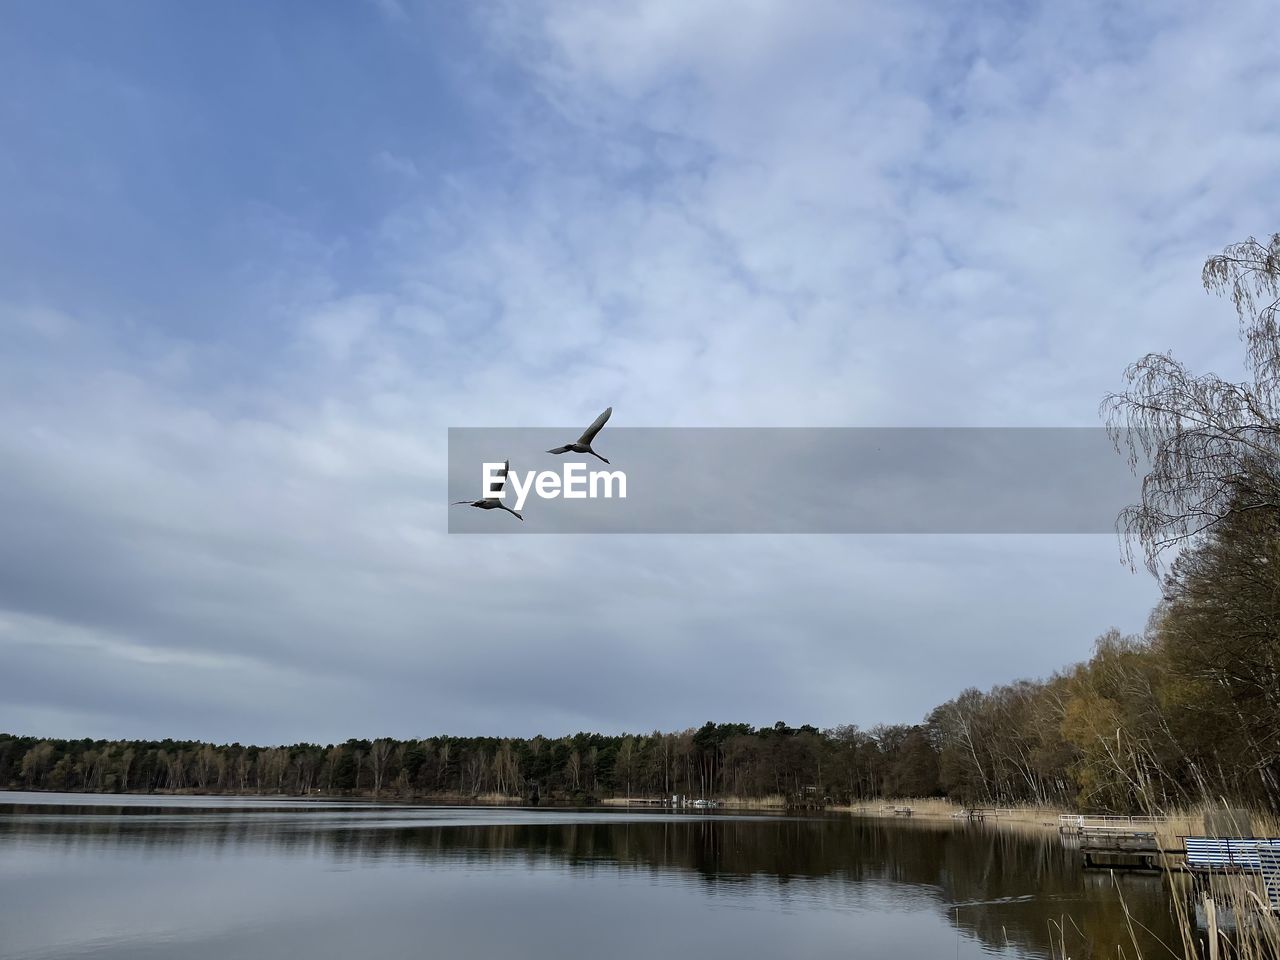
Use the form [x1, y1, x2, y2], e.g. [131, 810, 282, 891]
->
[832, 797, 1066, 825]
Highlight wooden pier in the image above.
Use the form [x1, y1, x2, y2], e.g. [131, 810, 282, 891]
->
[1069, 828, 1280, 891]
[1057, 816, 1178, 871]
[1076, 827, 1175, 871]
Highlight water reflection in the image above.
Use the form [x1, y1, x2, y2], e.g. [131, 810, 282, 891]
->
[0, 793, 1179, 960]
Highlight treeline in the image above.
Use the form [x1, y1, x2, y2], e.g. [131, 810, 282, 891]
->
[0, 721, 929, 805]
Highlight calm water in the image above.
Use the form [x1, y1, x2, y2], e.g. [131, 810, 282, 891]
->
[0, 792, 1181, 959]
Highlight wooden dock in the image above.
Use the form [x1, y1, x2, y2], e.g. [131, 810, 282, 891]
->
[1072, 830, 1280, 884]
[1076, 827, 1177, 871]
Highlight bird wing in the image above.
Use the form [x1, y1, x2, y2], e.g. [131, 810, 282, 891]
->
[546, 445, 573, 455]
[450, 500, 473, 505]
[493, 459, 510, 496]
[578, 406, 612, 444]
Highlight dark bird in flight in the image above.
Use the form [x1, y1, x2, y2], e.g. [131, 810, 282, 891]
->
[547, 407, 613, 464]
[451, 459, 523, 521]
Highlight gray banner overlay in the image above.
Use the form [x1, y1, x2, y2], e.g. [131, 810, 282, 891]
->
[447, 428, 1146, 534]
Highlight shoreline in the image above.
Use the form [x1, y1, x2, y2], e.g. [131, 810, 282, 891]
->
[0, 786, 1248, 843]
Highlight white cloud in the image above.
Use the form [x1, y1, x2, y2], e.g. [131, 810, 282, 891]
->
[2, 0, 1276, 739]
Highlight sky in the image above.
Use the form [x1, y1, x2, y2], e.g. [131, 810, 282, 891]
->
[1, 0, 1277, 744]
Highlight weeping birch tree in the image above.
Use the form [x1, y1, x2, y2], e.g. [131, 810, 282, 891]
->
[1103, 233, 1280, 573]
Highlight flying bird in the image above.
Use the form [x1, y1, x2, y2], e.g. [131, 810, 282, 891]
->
[547, 407, 613, 464]
[451, 459, 523, 521]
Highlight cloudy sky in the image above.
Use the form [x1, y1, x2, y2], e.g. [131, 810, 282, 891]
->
[1, 0, 1276, 744]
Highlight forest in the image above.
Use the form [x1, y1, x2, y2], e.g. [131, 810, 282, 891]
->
[3, 236, 1279, 815]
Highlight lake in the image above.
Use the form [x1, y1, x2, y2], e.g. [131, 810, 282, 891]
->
[0, 792, 1181, 959]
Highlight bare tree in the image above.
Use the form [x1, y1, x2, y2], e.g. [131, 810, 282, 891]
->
[194, 745, 218, 790]
[119, 747, 134, 792]
[369, 739, 393, 797]
[565, 749, 582, 790]
[616, 736, 636, 798]
[1103, 233, 1280, 574]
